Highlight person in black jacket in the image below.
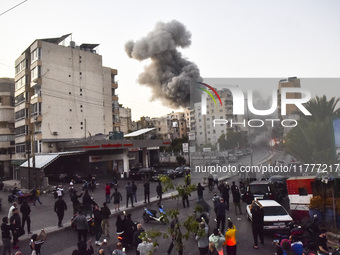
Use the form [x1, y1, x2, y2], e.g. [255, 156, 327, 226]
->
[133, 223, 144, 255]
[132, 181, 138, 204]
[20, 200, 31, 234]
[143, 180, 150, 203]
[232, 188, 242, 215]
[10, 208, 21, 249]
[82, 190, 92, 217]
[1, 216, 13, 255]
[197, 183, 205, 201]
[54, 196, 67, 227]
[92, 204, 103, 246]
[156, 182, 163, 204]
[101, 202, 111, 237]
[71, 191, 83, 214]
[110, 188, 122, 212]
[250, 200, 264, 249]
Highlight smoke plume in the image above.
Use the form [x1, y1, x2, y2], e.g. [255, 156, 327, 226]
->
[125, 20, 202, 108]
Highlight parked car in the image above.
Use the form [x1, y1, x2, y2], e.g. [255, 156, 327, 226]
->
[151, 169, 176, 181]
[228, 155, 238, 163]
[242, 179, 286, 203]
[246, 200, 293, 230]
[129, 167, 155, 180]
[174, 166, 186, 177]
[235, 150, 244, 158]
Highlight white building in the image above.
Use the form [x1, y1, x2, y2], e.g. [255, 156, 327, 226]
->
[14, 34, 118, 159]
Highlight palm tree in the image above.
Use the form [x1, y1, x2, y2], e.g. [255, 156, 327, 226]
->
[285, 95, 340, 164]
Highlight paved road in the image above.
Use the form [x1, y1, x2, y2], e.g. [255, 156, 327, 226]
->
[0, 147, 276, 254]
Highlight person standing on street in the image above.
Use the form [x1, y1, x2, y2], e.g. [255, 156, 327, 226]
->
[83, 190, 93, 217]
[208, 173, 214, 191]
[213, 173, 218, 188]
[212, 193, 220, 217]
[71, 210, 89, 242]
[209, 228, 225, 255]
[105, 183, 111, 203]
[30, 229, 47, 255]
[197, 183, 205, 201]
[231, 182, 237, 194]
[8, 202, 17, 220]
[133, 223, 145, 255]
[101, 202, 111, 238]
[195, 221, 209, 255]
[216, 198, 227, 233]
[232, 188, 242, 215]
[54, 196, 67, 227]
[93, 204, 103, 246]
[143, 180, 150, 203]
[111, 188, 123, 212]
[10, 208, 21, 250]
[250, 200, 264, 249]
[71, 191, 83, 214]
[1, 216, 13, 255]
[132, 181, 138, 204]
[126, 182, 134, 208]
[223, 219, 237, 255]
[222, 182, 230, 212]
[156, 182, 163, 204]
[20, 200, 31, 234]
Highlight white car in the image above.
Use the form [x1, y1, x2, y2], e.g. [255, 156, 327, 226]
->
[246, 200, 293, 230]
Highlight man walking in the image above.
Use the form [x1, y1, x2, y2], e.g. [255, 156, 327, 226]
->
[132, 181, 138, 204]
[20, 200, 31, 234]
[111, 188, 123, 212]
[197, 183, 205, 201]
[101, 202, 111, 238]
[126, 182, 134, 208]
[143, 180, 150, 203]
[54, 196, 67, 227]
[32, 188, 43, 206]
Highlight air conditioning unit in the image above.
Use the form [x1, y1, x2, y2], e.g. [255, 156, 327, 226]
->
[52, 131, 58, 136]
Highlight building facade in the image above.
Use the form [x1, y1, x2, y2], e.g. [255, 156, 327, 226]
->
[0, 78, 15, 178]
[14, 34, 118, 161]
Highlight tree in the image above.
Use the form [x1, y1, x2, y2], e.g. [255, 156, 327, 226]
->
[140, 175, 202, 254]
[285, 95, 340, 164]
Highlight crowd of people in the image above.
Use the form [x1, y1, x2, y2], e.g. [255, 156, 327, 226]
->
[2, 172, 339, 255]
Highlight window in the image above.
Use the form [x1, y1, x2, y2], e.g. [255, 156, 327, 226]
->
[31, 48, 41, 63]
[31, 103, 41, 116]
[15, 76, 27, 90]
[31, 66, 41, 81]
[15, 109, 26, 120]
[15, 60, 27, 74]
[15, 125, 27, 136]
[15, 143, 26, 154]
[15, 92, 26, 105]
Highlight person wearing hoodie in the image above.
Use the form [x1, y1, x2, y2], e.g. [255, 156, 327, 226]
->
[209, 228, 225, 255]
[195, 221, 209, 255]
[223, 219, 237, 255]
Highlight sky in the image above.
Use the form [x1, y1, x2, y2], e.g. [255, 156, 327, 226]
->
[1, 0, 340, 121]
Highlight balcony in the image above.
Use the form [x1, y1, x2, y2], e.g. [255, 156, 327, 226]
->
[112, 95, 118, 101]
[30, 77, 42, 88]
[112, 82, 118, 89]
[30, 114, 42, 123]
[30, 93, 42, 104]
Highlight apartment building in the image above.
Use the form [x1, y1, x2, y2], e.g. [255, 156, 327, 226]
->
[14, 34, 118, 159]
[192, 88, 238, 146]
[0, 78, 15, 177]
[119, 105, 133, 134]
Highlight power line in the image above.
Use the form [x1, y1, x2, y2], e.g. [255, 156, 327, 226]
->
[0, 0, 28, 17]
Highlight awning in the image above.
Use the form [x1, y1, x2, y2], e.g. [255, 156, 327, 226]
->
[20, 151, 84, 169]
[124, 128, 155, 138]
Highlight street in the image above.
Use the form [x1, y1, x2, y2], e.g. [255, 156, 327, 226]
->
[0, 148, 293, 254]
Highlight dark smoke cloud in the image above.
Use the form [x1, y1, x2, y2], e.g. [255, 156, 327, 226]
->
[125, 20, 202, 108]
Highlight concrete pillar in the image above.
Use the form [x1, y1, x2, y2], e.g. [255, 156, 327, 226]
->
[142, 148, 149, 168]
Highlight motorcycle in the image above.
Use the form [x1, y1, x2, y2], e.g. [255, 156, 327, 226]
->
[110, 177, 118, 188]
[117, 212, 138, 248]
[143, 204, 166, 224]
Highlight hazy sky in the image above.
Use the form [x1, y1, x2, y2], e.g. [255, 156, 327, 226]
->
[1, 0, 339, 120]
